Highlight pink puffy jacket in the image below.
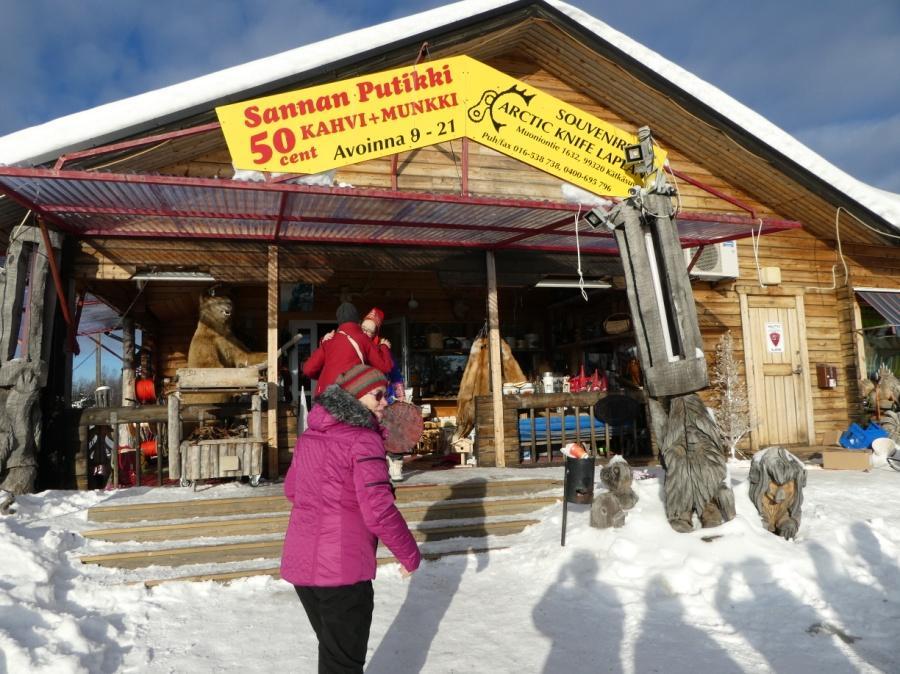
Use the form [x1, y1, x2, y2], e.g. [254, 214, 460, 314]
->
[280, 386, 421, 586]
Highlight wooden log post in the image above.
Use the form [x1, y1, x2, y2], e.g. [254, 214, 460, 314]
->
[121, 318, 136, 485]
[266, 245, 279, 479]
[110, 411, 119, 488]
[168, 393, 181, 481]
[610, 193, 707, 398]
[485, 251, 505, 467]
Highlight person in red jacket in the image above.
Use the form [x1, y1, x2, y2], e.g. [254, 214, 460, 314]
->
[282, 364, 421, 673]
[302, 304, 393, 397]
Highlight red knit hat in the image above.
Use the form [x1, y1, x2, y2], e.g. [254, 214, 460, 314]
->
[362, 307, 385, 331]
[336, 364, 388, 400]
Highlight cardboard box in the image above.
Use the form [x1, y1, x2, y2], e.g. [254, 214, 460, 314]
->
[822, 449, 870, 470]
[820, 430, 842, 446]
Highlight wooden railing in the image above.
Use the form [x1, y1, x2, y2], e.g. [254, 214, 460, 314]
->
[474, 390, 646, 466]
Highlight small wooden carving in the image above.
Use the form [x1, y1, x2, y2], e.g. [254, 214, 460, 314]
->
[881, 411, 900, 443]
[590, 492, 625, 529]
[871, 365, 899, 410]
[649, 394, 736, 532]
[748, 446, 806, 540]
[599, 458, 638, 510]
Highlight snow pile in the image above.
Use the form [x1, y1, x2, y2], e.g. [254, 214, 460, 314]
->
[0, 491, 146, 673]
[2, 463, 899, 672]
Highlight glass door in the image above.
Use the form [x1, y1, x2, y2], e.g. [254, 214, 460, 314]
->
[288, 320, 337, 410]
[381, 316, 408, 382]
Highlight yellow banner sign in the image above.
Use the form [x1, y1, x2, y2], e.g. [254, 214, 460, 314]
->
[216, 56, 666, 198]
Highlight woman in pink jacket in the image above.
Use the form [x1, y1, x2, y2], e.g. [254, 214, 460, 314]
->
[281, 363, 421, 673]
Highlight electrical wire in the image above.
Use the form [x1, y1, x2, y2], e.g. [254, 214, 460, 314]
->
[87, 139, 172, 171]
[72, 345, 98, 373]
[665, 161, 683, 217]
[573, 204, 588, 301]
[803, 206, 850, 293]
[836, 204, 900, 240]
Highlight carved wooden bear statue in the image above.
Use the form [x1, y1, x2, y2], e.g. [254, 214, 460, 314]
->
[187, 291, 267, 369]
[748, 446, 806, 540]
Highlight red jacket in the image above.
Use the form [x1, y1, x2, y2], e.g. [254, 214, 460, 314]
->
[281, 386, 421, 586]
[302, 322, 393, 396]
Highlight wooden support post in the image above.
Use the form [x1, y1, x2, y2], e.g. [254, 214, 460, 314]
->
[94, 334, 102, 388]
[168, 393, 180, 480]
[122, 319, 135, 407]
[252, 394, 262, 440]
[121, 318, 136, 484]
[485, 251, 505, 467]
[267, 245, 280, 479]
[110, 411, 119, 488]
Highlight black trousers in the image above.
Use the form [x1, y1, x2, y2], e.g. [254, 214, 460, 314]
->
[295, 581, 374, 674]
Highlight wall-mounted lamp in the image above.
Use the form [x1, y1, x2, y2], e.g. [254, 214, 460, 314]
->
[583, 207, 611, 230]
[131, 271, 216, 282]
[623, 126, 656, 176]
[407, 292, 419, 310]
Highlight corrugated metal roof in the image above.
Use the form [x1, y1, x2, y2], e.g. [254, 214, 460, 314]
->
[856, 288, 900, 328]
[0, 167, 800, 253]
[77, 293, 122, 336]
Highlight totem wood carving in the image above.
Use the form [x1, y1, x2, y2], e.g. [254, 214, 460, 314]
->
[0, 225, 61, 495]
[606, 182, 736, 532]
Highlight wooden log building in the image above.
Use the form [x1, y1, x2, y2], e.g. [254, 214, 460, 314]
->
[0, 0, 897, 490]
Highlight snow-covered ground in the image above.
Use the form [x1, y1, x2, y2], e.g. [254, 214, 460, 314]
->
[2, 460, 899, 673]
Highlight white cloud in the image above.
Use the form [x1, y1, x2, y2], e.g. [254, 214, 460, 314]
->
[0, 0, 391, 135]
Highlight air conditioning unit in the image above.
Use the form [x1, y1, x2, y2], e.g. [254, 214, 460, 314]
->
[683, 241, 739, 281]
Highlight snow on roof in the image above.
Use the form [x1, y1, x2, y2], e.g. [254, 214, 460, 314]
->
[0, 0, 897, 230]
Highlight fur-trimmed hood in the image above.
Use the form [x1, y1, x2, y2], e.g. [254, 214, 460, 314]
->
[313, 384, 378, 430]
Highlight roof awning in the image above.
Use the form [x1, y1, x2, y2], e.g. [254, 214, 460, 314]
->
[0, 167, 801, 254]
[77, 293, 123, 336]
[856, 288, 900, 328]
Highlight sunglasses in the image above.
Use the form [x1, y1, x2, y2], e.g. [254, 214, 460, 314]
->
[367, 390, 386, 402]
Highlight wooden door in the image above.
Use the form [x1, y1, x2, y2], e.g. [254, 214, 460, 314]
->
[740, 292, 814, 449]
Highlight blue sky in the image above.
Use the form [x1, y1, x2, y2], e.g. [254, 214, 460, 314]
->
[2, 0, 898, 195]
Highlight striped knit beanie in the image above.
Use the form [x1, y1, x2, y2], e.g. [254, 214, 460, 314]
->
[336, 364, 388, 400]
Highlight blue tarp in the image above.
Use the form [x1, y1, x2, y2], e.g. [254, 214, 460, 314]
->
[518, 414, 604, 441]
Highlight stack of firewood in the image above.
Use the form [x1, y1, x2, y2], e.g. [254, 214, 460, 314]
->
[187, 422, 249, 442]
[415, 420, 444, 455]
